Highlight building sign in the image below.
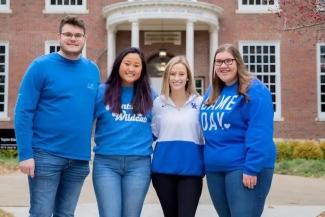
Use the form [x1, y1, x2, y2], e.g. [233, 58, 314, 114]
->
[0, 129, 16, 150]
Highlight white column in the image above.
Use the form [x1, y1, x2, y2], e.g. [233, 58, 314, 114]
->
[186, 20, 195, 73]
[107, 25, 116, 77]
[209, 25, 219, 71]
[131, 19, 139, 48]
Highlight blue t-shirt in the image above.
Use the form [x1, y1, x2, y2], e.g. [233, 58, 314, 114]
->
[200, 79, 276, 175]
[94, 84, 155, 156]
[14, 52, 100, 161]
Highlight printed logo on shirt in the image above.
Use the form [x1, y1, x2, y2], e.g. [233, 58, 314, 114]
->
[87, 82, 97, 90]
[200, 95, 239, 131]
[105, 104, 148, 123]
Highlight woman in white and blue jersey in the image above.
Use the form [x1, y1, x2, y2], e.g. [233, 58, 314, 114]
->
[151, 56, 204, 217]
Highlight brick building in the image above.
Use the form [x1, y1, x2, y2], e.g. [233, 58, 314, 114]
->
[0, 0, 324, 139]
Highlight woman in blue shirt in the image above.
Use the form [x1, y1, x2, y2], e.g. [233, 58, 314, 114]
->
[92, 47, 155, 217]
[200, 44, 276, 217]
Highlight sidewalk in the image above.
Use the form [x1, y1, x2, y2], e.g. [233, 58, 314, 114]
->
[1, 172, 325, 217]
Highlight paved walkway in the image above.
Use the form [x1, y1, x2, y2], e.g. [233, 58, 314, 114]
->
[1, 172, 325, 217]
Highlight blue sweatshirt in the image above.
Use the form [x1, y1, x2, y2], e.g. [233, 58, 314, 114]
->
[200, 79, 276, 175]
[14, 52, 100, 161]
[151, 94, 205, 176]
[94, 84, 155, 156]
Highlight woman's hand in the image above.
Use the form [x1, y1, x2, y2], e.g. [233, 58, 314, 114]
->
[243, 173, 257, 189]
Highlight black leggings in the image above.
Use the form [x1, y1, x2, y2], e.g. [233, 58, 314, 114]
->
[151, 173, 203, 217]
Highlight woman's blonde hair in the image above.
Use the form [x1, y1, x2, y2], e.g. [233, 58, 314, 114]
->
[161, 55, 198, 97]
[206, 44, 252, 105]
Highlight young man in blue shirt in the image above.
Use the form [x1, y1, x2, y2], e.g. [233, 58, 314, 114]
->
[14, 16, 100, 217]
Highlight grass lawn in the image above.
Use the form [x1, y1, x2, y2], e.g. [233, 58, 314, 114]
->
[1, 155, 325, 178]
[275, 159, 325, 178]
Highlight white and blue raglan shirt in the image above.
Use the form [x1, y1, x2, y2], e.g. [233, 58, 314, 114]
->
[94, 84, 156, 156]
[200, 79, 276, 176]
[14, 52, 100, 161]
[151, 94, 205, 177]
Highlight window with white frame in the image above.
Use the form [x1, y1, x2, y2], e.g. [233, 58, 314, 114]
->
[317, 43, 325, 120]
[239, 42, 281, 120]
[0, 42, 9, 120]
[0, 0, 12, 13]
[237, 0, 279, 13]
[195, 77, 204, 96]
[43, 0, 88, 14]
[45, 40, 86, 56]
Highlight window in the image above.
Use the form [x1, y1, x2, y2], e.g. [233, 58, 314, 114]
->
[195, 77, 204, 96]
[43, 0, 88, 14]
[239, 41, 281, 120]
[237, 0, 279, 13]
[0, 0, 12, 13]
[317, 43, 325, 120]
[45, 40, 86, 56]
[45, 41, 60, 54]
[0, 42, 9, 120]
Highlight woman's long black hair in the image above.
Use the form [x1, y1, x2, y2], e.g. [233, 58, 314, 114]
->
[104, 47, 153, 114]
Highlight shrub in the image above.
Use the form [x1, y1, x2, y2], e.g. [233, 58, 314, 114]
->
[292, 140, 323, 160]
[275, 140, 294, 161]
[0, 149, 17, 158]
[0, 208, 14, 217]
[319, 142, 325, 159]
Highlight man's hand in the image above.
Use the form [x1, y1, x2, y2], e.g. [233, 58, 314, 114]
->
[243, 173, 257, 189]
[19, 158, 35, 178]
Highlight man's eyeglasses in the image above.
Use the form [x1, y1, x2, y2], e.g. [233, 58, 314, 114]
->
[61, 32, 85, 40]
[214, 58, 236, 67]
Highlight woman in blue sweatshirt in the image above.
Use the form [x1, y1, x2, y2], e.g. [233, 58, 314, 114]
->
[200, 44, 276, 217]
[92, 47, 155, 217]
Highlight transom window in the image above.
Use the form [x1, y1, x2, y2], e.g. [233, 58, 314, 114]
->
[237, 0, 279, 13]
[239, 42, 281, 120]
[317, 43, 325, 120]
[0, 42, 9, 120]
[43, 0, 88, 14]
[0, 0, 11, 13]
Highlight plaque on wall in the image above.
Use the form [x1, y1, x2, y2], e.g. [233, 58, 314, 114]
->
[0, 129, 17, 150]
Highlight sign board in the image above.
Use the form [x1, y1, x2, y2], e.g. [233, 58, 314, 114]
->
[0, 129, 17, 150]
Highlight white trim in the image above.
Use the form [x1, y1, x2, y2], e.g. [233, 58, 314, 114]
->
[236, 0, 280, 14]
[317, 43, 325, 120]
[0, 0, 12, 13]
[44, 40, 87, 57]
[102, 1, 223, 27]
[43, 0, 89, 14]
[0, 41, 9, 120]
[239, 40, 282, 121]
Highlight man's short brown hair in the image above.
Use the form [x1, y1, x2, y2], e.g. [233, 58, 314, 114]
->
[59, 16, 86, 34]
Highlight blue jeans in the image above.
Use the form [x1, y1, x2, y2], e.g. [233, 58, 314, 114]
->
[28, 148, 90, 217]
[92, 155, 151, 217]
[206, 169, 273, 217]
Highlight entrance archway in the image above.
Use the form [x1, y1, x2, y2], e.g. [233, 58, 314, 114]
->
[147, 53, 173, 93]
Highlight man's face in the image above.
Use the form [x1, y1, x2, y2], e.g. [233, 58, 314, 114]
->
[58, 24, 86, 58]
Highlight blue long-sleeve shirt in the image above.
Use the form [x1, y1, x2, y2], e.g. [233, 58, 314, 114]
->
[14, 52, 100, 161]
[200, 79, 276, 175]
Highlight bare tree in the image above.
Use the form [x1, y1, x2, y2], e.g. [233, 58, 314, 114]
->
[274, 0, 325, 40]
